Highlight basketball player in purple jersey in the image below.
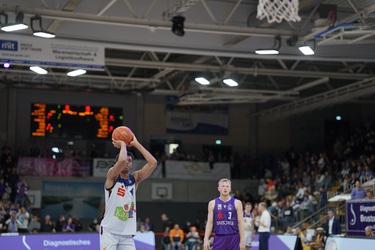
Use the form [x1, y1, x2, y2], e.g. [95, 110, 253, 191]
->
[203, 178, 245, 250]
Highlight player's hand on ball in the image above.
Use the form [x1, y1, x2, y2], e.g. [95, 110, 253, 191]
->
[128, 135, 138, 147]
[112, 139, 125, 149]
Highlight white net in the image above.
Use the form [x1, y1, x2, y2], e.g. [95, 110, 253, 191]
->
[257, 0, 301, 23]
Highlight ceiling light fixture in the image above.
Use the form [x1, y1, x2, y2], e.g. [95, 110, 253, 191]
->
[195, 77, 210, 85]
[0, 11, 28, 32]
[30, 66, 48, 75]
[223, 78, 238, 87]
[67, 69, 86, 77]
[171, 16, 185, 37]
[255, 36, 281, 55]
[31, 15, 56, 38]
[299, 39, 316, 55]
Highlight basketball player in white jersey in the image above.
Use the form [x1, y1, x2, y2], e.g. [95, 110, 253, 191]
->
[100, 136, 157, 250]
[243, 202, 255, 249]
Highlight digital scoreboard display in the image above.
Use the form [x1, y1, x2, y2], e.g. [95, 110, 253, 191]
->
[31, 103, 123, 139]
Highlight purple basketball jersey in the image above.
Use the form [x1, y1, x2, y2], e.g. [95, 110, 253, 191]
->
[213, 197, 238, 235]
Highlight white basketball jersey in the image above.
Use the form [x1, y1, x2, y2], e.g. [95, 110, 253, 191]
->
[243, 211, 253, 231]
[101, 174, 137, 235]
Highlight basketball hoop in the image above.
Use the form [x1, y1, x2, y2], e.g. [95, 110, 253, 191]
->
[257, 0, 301, 23]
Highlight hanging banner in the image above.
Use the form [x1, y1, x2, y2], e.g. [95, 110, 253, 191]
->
[166, 111, 228, 135]
[93, 158, 163, 178]
[0, 34, 104, 70]
[165, 160, 230, 180]
[346, 199, 375, 236]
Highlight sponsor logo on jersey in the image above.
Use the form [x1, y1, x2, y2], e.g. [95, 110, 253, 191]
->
[217, 211, 224, 220]
[117, 185, 126, 197]
[228, 204, 233, 211]
[114, 206, 129, 221]
[216, 220, 234, 226]
[218, 204, 222, 210]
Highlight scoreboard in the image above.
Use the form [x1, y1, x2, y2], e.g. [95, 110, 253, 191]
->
[31, 103, 123, 139]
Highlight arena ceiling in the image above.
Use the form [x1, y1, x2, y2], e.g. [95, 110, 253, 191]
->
[0, 0, 375, 121]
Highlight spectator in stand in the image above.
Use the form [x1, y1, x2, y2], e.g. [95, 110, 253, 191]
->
[161, 226, 171, 250]
[169, 223, 184, 250]
[186, 226, 200, 250]
[16, 205, 29, 233]
[233, 189, 242, 201]
[351, 180, 366, 200]
[144, 217, 154, 231]
[338, 174, 350, 193]
[365, 226, 375, 238]
[340, 161, 350, 179]
[325, 210, 341, 237]
[40, 215, 55, 233]
[298, 191, 315, 220]
[161, 213, 173, 231]
[55, 214, 66, 232]
[302, 172, 310, 189]
[284, 226, 293, 235]
[317, 187, 328, 210]
[14, 175, 29, 207]
[73, 217, 82, 232]
[0, 145, 16, 169]
[265, 185, 278, 206]
[281, 158, 290, 177]
[295, 183, 305, 201]
[309, 227, 326, 250]
[267, 201, 278, 231]
[348, 173, 357, 189]
[300, 228, 312, 250]
[258, 179, 267, 201]
[363, 163, 373, 177]
[280, 201, 293, 231]
[323, 171, 332, 192]
[364, 190, 374, 200]
[6, 211, 20, 232]
[88, 218, 100, 232]
[0, 178, 8, 197]
[62, 217, 75, 233]
[28, 215, 41, 233]
[355, 164, 365, 179]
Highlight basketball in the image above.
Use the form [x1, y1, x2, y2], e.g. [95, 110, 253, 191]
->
[112, 126, 134, 146]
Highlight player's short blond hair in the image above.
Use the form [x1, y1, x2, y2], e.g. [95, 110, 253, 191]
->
[218, 178, 231, 186]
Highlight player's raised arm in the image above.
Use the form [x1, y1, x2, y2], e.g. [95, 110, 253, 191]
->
[204, 200, 215, 250]
[131, 136, 157, 185]
[105, 140, 127, 189]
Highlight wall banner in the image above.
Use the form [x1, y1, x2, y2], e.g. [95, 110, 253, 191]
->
[165, 160, 230, 180]
[0, 232, 155, 250]
[346, 199, 375, 236]
[17, 157, 90, 177]
[0, 34, 104, 69]
[166, 111, 228, 135]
